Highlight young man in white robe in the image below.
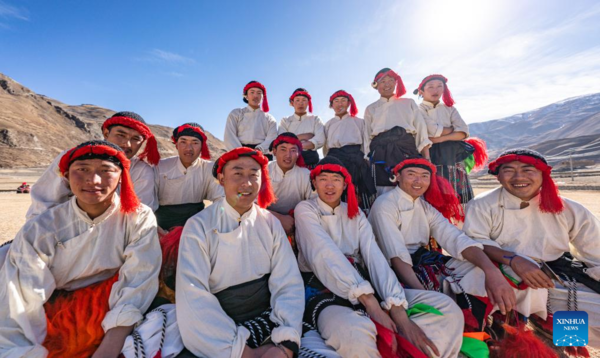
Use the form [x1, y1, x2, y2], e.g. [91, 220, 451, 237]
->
[364, 68, 432, 196]
[463, 149, 600, 347]
[279, 88, 326, 168]
[295, 156, 465, 358]
[176, 147, 304, 358]
[26, 111, 161, 220]
[224, 81, 278, 159]
[368, 157, 516, 332]
[155, 122, 223, 231]
[0, 140, 161, 358]
[267, 132, 315, 240]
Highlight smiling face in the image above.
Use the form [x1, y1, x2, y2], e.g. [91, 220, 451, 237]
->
[103, 125, 145, 159]
[291, 95, 309, 115]
[376, 75, 396, 99]
[65, 158, 121, 215]
[397, 167, 432, 199]
[312, 171, 347, 209]
[331, 96, 350, 117]
[420, 79, 445, 104]
[497, 161, 543, 201]
[245, 87, 263, 109]
[218, 156, 262, 215]
[273, 142, 299, 172]
[175, 135, 202, 167]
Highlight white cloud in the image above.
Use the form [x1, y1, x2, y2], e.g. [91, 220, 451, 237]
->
[0, 1, 28, 21]
[147, 49, 196, 65]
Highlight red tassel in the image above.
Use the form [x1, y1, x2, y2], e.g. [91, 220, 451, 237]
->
[424, 175, 464, 222]
[295, 153, 306, 168]
[463, 309, 480, 332]
[258, 163, 276, 209]
[497, 323, 558, 358]
[372, 319, 428, 358]
[200, 140, 211, 160]
[345, 179, 359, 219]
[262, 88, 270, 113]
[138, 135, 161, 166]
[464, 137, 488, 171]
[43, 274, 119, 358]
[119, 158, 141, 213]
[308, 99, 313, 113]
[395, 76, 407, 98]
[159, 226, 183, 281]
[349, 97, 358, 117]
[539, 171, 564, 214]
[442, 83, 455, 107]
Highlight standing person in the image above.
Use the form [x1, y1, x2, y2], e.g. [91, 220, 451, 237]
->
[26, 111, 160, 219]
[0, 140, 160, 357]
[364, 68, 432, 195]
[463, 149, 600, 348]
[176, 147, 304, 358]
[415, 74, 488, 204]
[279, 88, 326, 168]
[267, 132, 315, 239]
[224, 81, 278, 159]
[295, 156, 465, 358]
[324, 90, 377, 212]
[155, 122, 223, 231]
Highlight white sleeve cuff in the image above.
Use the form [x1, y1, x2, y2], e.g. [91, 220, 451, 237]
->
[230, 326, 251, 358]
[417, 138, 433, 153]
[271, 326, 301, 346]
[347, 280, 375, 305]
[102, 304, 144, 332]
[380, 296, 408, 311]
[585, 266, 600, 281]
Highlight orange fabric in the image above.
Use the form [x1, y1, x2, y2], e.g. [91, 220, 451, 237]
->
[43, 273, 119, 358]
[463, 332, 491, 341]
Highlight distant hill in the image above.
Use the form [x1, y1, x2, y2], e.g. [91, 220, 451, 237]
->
[0, 73, 226, 168]
[469, 93, 600, 165]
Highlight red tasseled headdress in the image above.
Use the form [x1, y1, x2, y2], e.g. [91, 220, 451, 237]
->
[372, 69, 407, 98]
[329, 90, 359, 117]
[270, 135, 306, 168]
[171, 124, 211, 160]
[243, 81, 270, 112]
[464, 137, 489, 171]
[213, 147, 276, 208]
[290, 90, 313, 113]
[414, 74, 455, 107]
[310, 163, 359, 219]
[59, 142, 140, 214]
[488, 153, 564, 214]
[392, 159, 464, 222]
[102, 116, 160, 166]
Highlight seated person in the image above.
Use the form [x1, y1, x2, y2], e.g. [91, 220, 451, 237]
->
[176, 147, 304, 358]
[295, 156, 464, 357]
[464, 149, 600, 347]
[0, 140, 160, 357]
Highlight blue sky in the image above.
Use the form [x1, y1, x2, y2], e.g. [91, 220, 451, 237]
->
[2, 0, 600, 140]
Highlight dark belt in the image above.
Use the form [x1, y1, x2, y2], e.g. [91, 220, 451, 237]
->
[301, 150, 320, 166]
[155, 202, 205, 230]
[429, 140, 474, 166]
[328, 145, 376, 197]
[214, 274, 272, 322]
[369, 126, 420, 186]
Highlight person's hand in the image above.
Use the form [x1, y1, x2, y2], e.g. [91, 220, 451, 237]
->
[511, 256, 554, 289]
[484, 268, 517, 314]
[390, 306, 439, 357]
[359, 294, 397, 333]
[261, 345, 292, 358]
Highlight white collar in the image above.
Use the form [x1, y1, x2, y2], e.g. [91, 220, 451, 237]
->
[71, 194, 119, 225]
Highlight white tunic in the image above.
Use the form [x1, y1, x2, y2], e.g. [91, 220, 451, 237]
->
[279, 114, 326, 151]
[368, 186, 483, 266]
[295, 197, 408, 310]
[419, 101, 470, 138]
[363, 97, 432, 154]
[267, 161, 315, 215]
[176, 198, 304, 358]
[463, 187, 600, 280]
[224, 106, 278, 152]
[0, 196, 160, 357]
[26, 153, 159, 219]
[155, 156, 224, 206]
[323, 114, 367, 155]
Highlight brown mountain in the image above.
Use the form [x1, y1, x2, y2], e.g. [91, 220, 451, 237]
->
[0, 73, 226, 168]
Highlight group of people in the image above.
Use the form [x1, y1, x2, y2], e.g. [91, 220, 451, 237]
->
[0, 67, 599, 358]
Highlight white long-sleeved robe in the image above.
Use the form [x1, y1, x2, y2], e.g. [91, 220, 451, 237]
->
[323, 114, 367, 156]
[224, 106, 278, 152]
[155, 156, 223, 206]
[363, 97, 432, 155]
[26, 152, 158, 219]
[419, 101, 470, 138]
[295, 197, 463, 358]
[0, 196, 160, 357]
[176, 198, 304, 358]
[279, 114, 326, 151]
[267, 161, 314, 215]
[463, 187, 600, 346]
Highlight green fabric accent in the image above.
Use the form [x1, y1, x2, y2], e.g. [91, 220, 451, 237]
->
[464, 154, 475, 174]
[460, 337, 490, 358]
[406, 303, 443, 317]
[498, 264, 521, 286]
